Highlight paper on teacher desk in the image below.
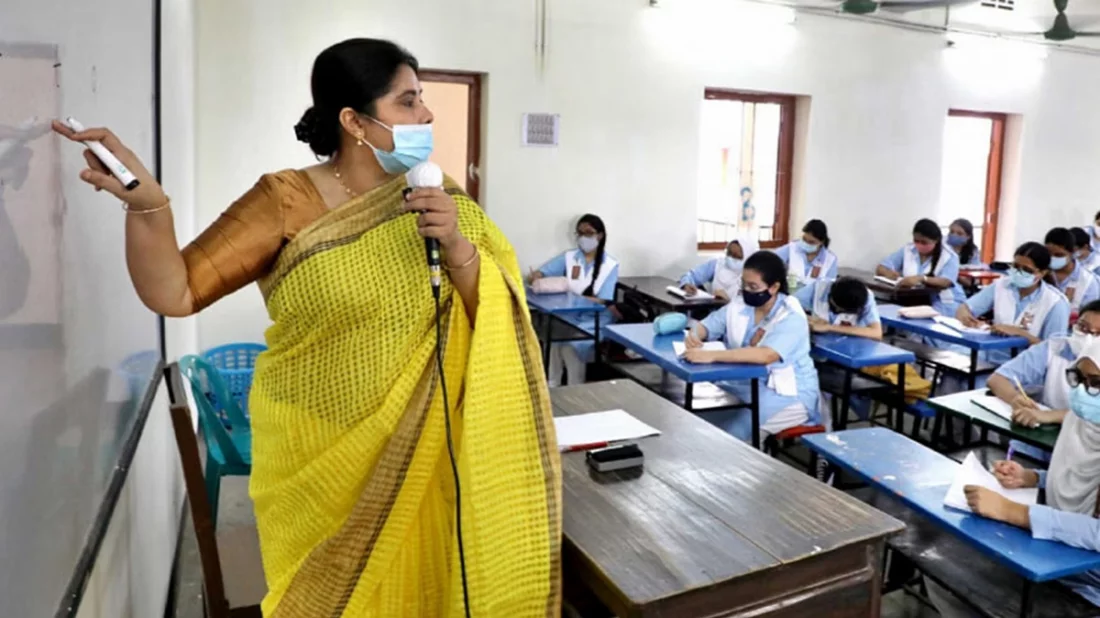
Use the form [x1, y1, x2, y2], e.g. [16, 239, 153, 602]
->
[553, 410, 661, 451]
[971, 395, 1050, 422]
[671, 340, 725, 357]
[666, 285, 714, 300]
[943, 451, 1038, 512]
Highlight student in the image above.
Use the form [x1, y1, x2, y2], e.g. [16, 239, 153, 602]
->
[773, 220, 838, 287]
[988, 301, 1100, 463]
[1073, 227, 1100, 274]
[794, 276, 882, 340]
[935, 343, 1100, 615]
[876, 218, 966, 316]
[1047, 227, 1100, 313]
[529, 214, 619, 387]
[678, 233, 760, 300]
[1088, 211, 1100, 253]
[957, 242, 1070, 364]
[947, 218, 983, 267]
[683, 252, 822, 442]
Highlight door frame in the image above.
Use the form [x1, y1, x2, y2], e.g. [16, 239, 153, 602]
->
[420, 70, 483, 202]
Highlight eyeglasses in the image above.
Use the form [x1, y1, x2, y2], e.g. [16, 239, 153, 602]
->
[1065, 367, 1100, 396]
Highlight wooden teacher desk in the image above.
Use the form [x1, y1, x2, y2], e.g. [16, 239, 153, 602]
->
[552, 380, 903, 617]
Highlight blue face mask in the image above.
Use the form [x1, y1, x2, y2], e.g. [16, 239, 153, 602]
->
[725, 256, 743, 271]
[366, 118, 434, 174]
[1070, 384, 1100, 424]
[1008, 267, 1037, 289]
[946, 233, 967, 248]
[796, 239, 819, 254]
[1050, 255, 1069, 271]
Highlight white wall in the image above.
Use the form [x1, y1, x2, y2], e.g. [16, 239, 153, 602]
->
[193, 0, 1100, 346]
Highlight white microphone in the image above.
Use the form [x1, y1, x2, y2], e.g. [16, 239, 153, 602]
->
[405, 162, 445, 295]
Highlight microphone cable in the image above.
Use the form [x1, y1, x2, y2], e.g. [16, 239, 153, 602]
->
[431, 283, 472, 618]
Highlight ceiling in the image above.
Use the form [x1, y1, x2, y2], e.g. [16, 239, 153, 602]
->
[787, 0, 1100, 52]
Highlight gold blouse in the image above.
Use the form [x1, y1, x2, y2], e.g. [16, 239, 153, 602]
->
[181, 169, 328, 312]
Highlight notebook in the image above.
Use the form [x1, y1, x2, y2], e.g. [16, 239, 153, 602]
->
[943, 451, 1038, 513]
[874, 275, 900, 287]
[970, 395, 1050, 422]
[933, 315, 991, 336]
[666, 285, 714, 300]
[553, 410, 661, 451]
[671, 340, 725, 358]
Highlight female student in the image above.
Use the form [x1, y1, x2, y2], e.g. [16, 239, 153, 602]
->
[529, 214, 619, 387]
[1047, 227, 1100, 312]
[957, 242, 1070, 364]
[678, 234, 760, 300]
[683, 252, 822, 442]
[1087, 211, 1100, 253]
[947, 218, 982, 267]
[773, 220, 838, 287]
[1073, 227, 1100, 274]
[939, 344, 1100, 615]
[876, 218, 966, 316]
[794, 276, 882, 340]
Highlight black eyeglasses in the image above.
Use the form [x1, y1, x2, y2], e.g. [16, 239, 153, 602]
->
[1065, 367, 1100, 396]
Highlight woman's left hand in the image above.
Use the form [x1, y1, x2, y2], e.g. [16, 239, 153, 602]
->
[898, 276, 923, 288]
[683, 349, 718, 364]
[404, 188, 464, 249]
[991, 324, 1030, 339]
[964, 485, 1029, 527]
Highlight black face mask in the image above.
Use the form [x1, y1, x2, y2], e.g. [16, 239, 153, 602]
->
[742, 288, 773, 307]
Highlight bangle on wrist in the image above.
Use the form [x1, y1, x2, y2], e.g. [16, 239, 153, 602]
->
[122, 196, 171, 214]
[444, 246, 479, 271]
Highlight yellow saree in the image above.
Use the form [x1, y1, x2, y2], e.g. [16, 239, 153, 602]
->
[247, 174, 562, 617]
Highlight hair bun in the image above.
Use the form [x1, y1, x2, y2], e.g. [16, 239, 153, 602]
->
[294, 107, 320, 144]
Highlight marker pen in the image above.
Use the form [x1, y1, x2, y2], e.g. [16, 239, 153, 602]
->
[61, 117, 140, 190]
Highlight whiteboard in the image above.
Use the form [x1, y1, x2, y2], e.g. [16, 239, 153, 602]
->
[0, 32, 160, 618]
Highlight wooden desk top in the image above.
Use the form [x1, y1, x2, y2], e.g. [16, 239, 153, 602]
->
[927, 390, 1060, 451]
[837, 267, 933, 306]
[553, 380, 902, 615]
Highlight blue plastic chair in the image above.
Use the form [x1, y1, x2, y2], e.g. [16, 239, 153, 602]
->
[202, 343, 267, 419]
[179, 354, 252, 528]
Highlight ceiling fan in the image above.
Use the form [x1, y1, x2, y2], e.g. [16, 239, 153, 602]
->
[813, 0, 979, 15]
[1004, 0, 1100, 41]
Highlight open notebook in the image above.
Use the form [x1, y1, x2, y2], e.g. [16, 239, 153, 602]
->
[671, 340, 725, 358]
[971, 395, 1051, 422]
[933, 316, 990, 336]
[943, 451, 1038, 513]
[874, 275, 900, 287]
[666, 285, 714, 300]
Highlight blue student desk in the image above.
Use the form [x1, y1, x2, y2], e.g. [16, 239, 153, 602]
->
[877, 303, 1029, 389]
[810, 334, 915, 431]
[526, 291, 608, 377]
[804, 427, 1100, 616]
[602, 323, 769, 448]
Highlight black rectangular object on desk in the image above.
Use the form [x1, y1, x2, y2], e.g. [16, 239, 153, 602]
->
[586, 444, 644, 472]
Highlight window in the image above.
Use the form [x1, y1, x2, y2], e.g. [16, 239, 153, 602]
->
[696, 89, 795, 250]
[937, 110, 1006, 263]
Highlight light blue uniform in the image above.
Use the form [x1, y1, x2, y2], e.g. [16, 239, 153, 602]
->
[538, 250, 619, 361]
[698, 295, 821, 442]
[774, 244, 839, 282]
[879, 245, 966, 316]
[1087, 225, 1100, 254]
[1029, 470, 1100, 606]
[679, 260, 718, 288]
[965, 281, 1070, 365]
[1054, 262, 1100, 310]
[794, 280, 880, 327]
[994, 338, 1075, 462]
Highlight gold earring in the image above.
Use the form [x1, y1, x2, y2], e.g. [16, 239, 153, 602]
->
[356, 134, 365, 147]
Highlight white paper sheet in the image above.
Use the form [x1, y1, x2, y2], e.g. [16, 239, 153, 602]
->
[666, 285, 714, 300]
[553, 410, 660, 451]
[671, 340, 725, 358]
[971, 395, 1050, 422]
[933, 315, 990, 336]
[874, 275, 900, 287]
[943, 451, 1038, 512]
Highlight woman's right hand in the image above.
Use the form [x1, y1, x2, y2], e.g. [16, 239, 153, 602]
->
[685, 326, 704, 349]
[992, 460, 1039, 489]
[682, 283, 698, 296]
[527, 269, 544, 284]
[51, 121, 168, 211]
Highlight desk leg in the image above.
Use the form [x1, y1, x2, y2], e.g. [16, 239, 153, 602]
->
[542, 314, 552, 379]
[838, 370, 853, 430]
[1020, 581, 1034, 618]
[751, 378, 761, 450]
[968, 349, 979, 390]
[684, 383, 694, 412]
[931, 409, 944, 449]
[896, 361, 907, 435]
[593, 312, 602, 367]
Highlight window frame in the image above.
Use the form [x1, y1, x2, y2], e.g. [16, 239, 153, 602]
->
[698, 88, 797, 251]
[946, 109, 1006, 264]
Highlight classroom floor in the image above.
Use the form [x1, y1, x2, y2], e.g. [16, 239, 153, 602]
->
[171, 474, 941, 617]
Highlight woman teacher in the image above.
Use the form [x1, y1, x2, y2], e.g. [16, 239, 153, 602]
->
[53, 38, 560, 617]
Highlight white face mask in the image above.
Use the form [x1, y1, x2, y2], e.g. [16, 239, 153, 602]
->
[725, 256, 743, 271]
[577, 236, 600, 253]
[1071, 330, 1100, 356]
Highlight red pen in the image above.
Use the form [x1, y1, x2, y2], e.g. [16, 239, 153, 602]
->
[562, 441, 610, 453]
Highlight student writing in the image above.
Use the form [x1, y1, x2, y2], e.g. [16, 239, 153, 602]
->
[773, 219, 837, 287]
[876, 218, 965, 316]
[678, 233, 759, 300]
[794, 276, 882, 341]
